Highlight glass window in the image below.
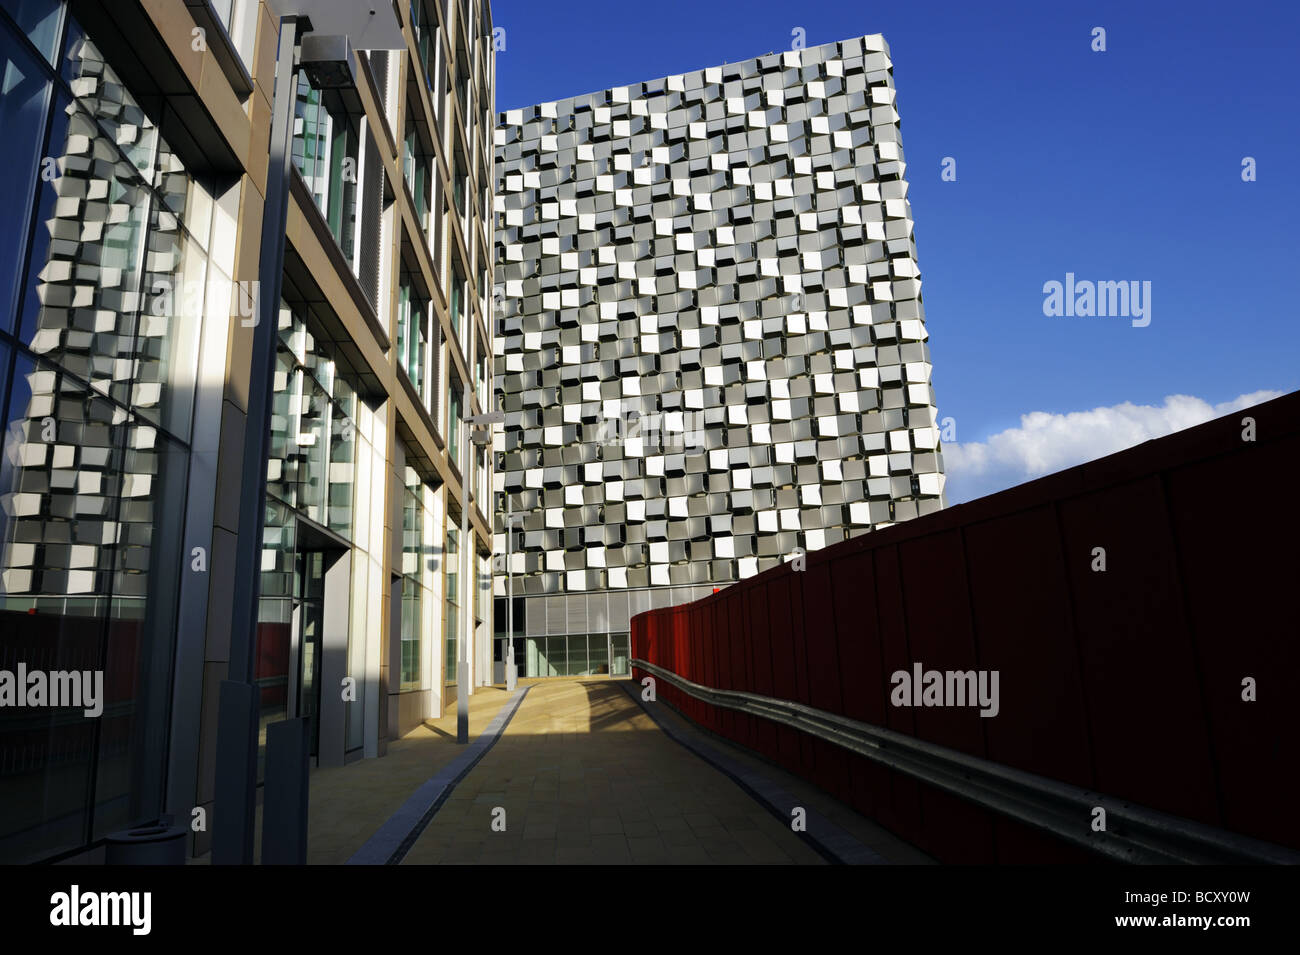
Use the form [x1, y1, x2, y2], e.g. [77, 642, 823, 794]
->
[0, 350, 185, 858]
[449, 269, 463, 343]
[447, 377, 462, 469]
[12, 25, 215, 445]
[328, 375, 355, 538]
[396, 279, 426, 395]
[546, 636, 566, 677]
[1, 0, 65, 64]
[0, 9, 222, 861]
[611, 633, 630, 676]
[293, 71, 359, 261]
[268, 301, 362, 544]
[400, 466, 422, 688]
[0, 16, 55, 328]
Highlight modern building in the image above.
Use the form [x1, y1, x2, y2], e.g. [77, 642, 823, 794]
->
[0, 0, 497, 863]
[491, 34, 946, 678]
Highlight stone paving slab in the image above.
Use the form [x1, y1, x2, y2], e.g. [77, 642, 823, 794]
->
[240, 677, 931, 866]
[245, 686, 518, 865]
[348, 686, 530, 864]
[401, 679, 829, 865]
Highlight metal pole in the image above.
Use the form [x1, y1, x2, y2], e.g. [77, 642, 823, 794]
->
[213, 14, 309, 865]
[505, 499, 516, 691]
[457, 419, 470, 743]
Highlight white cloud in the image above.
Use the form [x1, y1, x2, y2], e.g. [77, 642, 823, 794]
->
[942, 390, 1282, 504]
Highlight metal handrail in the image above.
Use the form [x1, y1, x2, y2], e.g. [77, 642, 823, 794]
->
[632, 658, 1300, 865]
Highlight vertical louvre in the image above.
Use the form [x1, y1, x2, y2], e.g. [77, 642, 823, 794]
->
[567, 593, 588, 636]
[545, 595, 566, 636]
[525, 595, 543, 637]
[427, 323, 442, 424]
[358, 127, 384, 313]
[608, 590, 630, 633]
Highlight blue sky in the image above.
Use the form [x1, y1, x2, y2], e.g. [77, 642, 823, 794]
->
[490, 0, 1300, 502]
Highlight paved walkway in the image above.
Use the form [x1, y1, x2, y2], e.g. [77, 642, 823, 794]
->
[403, 679, 826, 864]
[251, 685, 516, 864]
[264, 677, 931, 865]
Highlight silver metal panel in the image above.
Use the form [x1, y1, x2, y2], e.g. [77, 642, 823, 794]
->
[567, 592, 589, 635]
[545, 595, 567, 636]
[588, 591, 610, 633]
[491, 34, 945, 601]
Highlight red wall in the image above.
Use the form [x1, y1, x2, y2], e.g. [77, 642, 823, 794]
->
[632, 391, 1300, 862]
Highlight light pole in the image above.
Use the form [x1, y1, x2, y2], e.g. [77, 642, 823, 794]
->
[459, 410, 502, 744]
[503, 505, 525, 691]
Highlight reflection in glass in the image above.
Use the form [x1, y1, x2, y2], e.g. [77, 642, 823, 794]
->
[293, 71, 358, 261]
[400, 466, 421, 688]
[0, 19, 55, 328]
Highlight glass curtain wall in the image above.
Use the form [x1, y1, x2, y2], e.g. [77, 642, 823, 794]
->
[0, 3, 224, 862]
[292, 71, 359, 261]
[443, 521, 459, 695]
[396, 277, 426, 397]
[399, 465, 421, 688]
[447, 377, 462, 469]
[256, 302, 370, 774]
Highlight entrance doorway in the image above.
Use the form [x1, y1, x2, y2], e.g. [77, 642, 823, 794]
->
[287, 520, 350, 764]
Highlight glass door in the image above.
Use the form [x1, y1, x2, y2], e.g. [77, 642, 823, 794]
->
[294, 548, 327, 760]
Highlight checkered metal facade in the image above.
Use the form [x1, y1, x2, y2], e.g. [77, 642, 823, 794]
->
[492, 34, 946, 605]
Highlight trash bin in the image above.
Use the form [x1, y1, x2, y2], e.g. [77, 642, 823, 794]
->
[104, 820, 187, 865]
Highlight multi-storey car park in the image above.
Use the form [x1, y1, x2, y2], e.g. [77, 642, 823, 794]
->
[490, 34, 946, 679]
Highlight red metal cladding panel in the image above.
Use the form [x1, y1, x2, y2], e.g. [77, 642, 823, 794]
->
[1166, 438, 1300, 849]
[785, 572, 820, 772]
[993, 816, 1100, 864]
[738, 587, 759, 748]
[703, 601, 722, 733]
[645, 612, 658, 669]
[742, 586, 778, 756]
[746, 582, 775, 697]
[726, 593, 750, 744]
[729, 592, 747, 695]
[829, 549, 887, 725]
[1060, 475, 1220, 827]
[767, 577, 799, 702]
[710, 597, 725, 688]
[847, 753, 880, 821]
[785, 571, 813, 707]
[964, 506, 1095, 791]
[800, 560, 845, 715]
[680, 610, 690, 683]
[915, 786, 997, 863]
[873, 545, 924, 838]
[897, 529, 986, 760]
[708, 602, 722, 731]
[667, 611, 678, 674]
[697, 607, 707, 729]
[741, 588, 757, 691]
[811, 738, 851, 803]
[768, 574, 804, 768]
[644, 613, 657, 667]
[898, 531, 997, 859]
[773, 726, 800, 774]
